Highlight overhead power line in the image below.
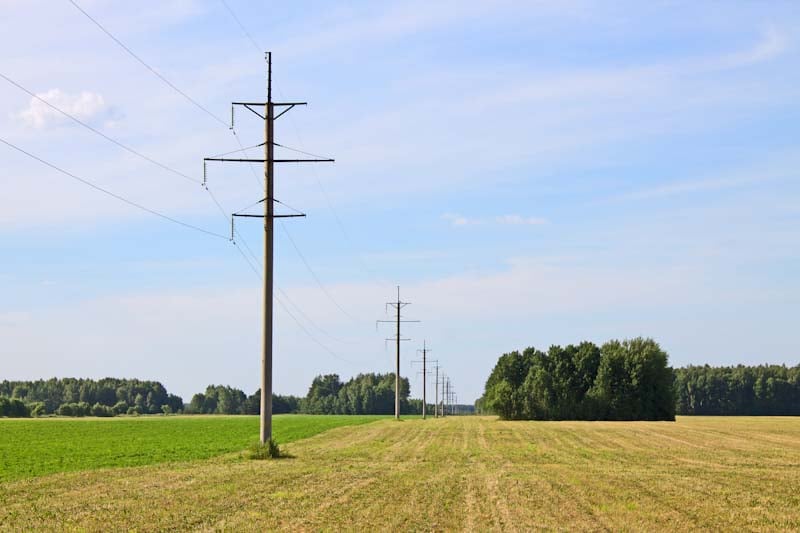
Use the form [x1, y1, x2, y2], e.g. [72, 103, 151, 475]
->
[0, 71, 200, 185]
[1, 137, 228, 240]
[279, 222, 361, 323]
[236, 237, 356, 364]
[218, 0, 263, 55]
[67, 0, 229, 128]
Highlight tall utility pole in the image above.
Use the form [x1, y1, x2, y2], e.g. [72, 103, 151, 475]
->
[204, 52, 333, 444]
[377, 287, 419, 419]
[412, 342, 434, 419]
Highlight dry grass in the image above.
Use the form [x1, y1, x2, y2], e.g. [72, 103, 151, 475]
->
[1, 416, 799, 531]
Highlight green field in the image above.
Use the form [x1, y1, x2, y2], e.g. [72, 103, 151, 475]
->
[2, 416, 799, 530]
[0, 414, 383, 481]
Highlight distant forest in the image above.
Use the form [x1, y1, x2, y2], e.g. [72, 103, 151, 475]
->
[3, 361, 799, 418]
[187, 373, 429, 416]
[477, 338, 800, 420]
[674, 365, 800, 415]
[0, 372, 430, 418]
[0, 378, 183, 418]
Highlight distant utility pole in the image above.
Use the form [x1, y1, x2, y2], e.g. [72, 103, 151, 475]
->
[446, 377, 452, 416]
[412, 341, 433, 419]
[433, 362, 440, 418]
[377, 286, 419, 419]
[204, 52, 333, 444]
[439, 374, 447, 418]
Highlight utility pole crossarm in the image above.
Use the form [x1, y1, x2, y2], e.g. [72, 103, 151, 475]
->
[233, 213, 306, 218]
[204, 157, 335, 163]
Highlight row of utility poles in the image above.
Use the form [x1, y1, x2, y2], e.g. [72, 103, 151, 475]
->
[377, 286, 457, 420]
[214, 53, 461, 443]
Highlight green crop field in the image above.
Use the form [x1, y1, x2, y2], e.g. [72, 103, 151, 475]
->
[2, 416, 799, 530]
[0, 414, 383, 482]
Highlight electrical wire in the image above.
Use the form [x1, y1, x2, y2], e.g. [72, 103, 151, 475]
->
[232, 221, 357, 345]
[0, 71, 200, 186]
[276, 88, 391, 289]
[279, 221, 362, 323]
[218, 0, 263, 55]
[233, 237, 362, 364]
[58, 4, 367, 362]
[209, 141, 265, 159]
[67, 0, 230, 128]
[273, 141, 332, 161]
[1, 137, 228, 240]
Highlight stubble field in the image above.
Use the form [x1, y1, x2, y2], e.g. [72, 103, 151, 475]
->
[1, 416, 799, 531]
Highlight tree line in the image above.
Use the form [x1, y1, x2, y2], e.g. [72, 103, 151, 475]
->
[478, 338, 675, 420]
[674, 364, 800, 415]
[0, 372, 424, 417]
[0, 378, 184, 417]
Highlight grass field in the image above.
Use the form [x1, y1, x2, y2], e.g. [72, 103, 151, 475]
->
[1, 416, 799, 530]
[0, 414, 383, 481]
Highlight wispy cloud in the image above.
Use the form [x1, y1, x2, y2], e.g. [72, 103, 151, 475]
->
[16, 88, 108, 128]
[615, 152, 800, 202]
[441, 213, 547, 227]
[720, 27, 789, 69]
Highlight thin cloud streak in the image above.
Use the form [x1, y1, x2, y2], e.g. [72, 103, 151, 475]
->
[442, 213, 548, 227]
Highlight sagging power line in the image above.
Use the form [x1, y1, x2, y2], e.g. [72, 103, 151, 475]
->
[0, 137, 227, 240]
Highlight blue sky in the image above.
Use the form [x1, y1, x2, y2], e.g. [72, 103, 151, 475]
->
[1, 1, 799, 403]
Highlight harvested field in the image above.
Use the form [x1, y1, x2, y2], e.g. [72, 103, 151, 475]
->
[1, 416, 798, 530]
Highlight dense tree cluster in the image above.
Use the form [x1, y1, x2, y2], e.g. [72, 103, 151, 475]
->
[301, 373, 417, 415]
[184, 373, 420, 415]
[0, 378, 183, 417]
[675, 365, 800, 415]
[186, 386, 299, 415]
[480, 338, 675, 421]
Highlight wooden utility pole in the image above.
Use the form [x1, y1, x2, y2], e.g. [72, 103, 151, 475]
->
[204, 52, 333, 444]
[377, 286, 419, 419]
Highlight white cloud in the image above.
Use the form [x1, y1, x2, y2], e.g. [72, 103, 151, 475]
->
[17, 88, 108, 128]
[441, 213, 547, 227]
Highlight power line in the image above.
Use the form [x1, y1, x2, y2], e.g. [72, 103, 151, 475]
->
[275, 291, 361, 365]
[0, 71, 200, 185]
[65, 0, 264, 194]
[218, 0, 263, 55]
[233, 241, 361, 364]
[1, 136, 228, 240]
[279, 221, 361, 323]
[67, 0, 229, 128]
[276, 88, 390, 288]
[273, 141, 333, 161]
[210, 141, 265, 159]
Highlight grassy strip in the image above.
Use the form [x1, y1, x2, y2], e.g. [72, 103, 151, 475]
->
[0, 414, 384, 481]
